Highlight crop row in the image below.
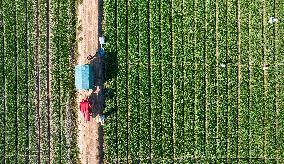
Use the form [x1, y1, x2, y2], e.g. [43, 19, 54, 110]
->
[26, 0, 37, 162]
[2, 0, 18, 162]
[15, 0, 30, 162]
[0, 0, 5, 162]
[103, 0, 118, 162]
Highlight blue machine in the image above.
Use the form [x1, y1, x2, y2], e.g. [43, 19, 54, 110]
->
[75, 64, 94, 90]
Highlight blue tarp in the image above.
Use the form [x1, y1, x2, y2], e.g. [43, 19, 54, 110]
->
[75, 64, 94, 90]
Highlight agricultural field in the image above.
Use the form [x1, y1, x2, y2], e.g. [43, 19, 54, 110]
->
[103, 0, 284, 163]
[0, 0, 78, 163]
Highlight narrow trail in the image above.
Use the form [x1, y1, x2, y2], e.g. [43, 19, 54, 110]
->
[77, 0, 104, 163]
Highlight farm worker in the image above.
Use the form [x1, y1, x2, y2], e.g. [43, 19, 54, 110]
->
[80, 100, 92, 121]
[96, 115, 105, 125]
[80, 99, 85, 114]
[84, 107, 91, 121]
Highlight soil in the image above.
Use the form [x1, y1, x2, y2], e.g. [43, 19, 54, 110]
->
[76, 0, 104, 163]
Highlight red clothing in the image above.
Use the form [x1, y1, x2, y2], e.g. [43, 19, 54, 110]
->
[85, 110, 90, 121]
[80, 101, 91, 121]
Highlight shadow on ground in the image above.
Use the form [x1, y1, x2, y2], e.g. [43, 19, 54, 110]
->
[87, 16, 118, 164]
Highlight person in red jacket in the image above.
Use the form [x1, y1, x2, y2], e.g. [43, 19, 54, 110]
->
[80, 99, 92, 121]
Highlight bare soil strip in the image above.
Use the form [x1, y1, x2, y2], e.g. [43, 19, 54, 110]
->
[77, 0, 104, 163]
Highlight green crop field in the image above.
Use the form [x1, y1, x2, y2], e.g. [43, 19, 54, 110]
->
[103, 0, 284, 163]
[0, 0, 77, 163]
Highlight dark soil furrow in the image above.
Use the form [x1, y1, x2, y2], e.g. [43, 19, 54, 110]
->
[34, 0, 40, 162]
[12, 0, 18, 162]
[146, 0, 152, 160]
[0, 0, 6, 162]
[24, 0, 29, 162]
[45, 0, 51, 161]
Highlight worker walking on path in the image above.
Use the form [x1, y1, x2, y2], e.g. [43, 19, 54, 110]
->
[80, 99, 92, 121]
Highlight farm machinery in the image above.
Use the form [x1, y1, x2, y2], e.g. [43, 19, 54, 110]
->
[75, 36, 106, 123]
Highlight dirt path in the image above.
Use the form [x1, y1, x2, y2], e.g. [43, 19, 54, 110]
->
[77, 0, 104, 163]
